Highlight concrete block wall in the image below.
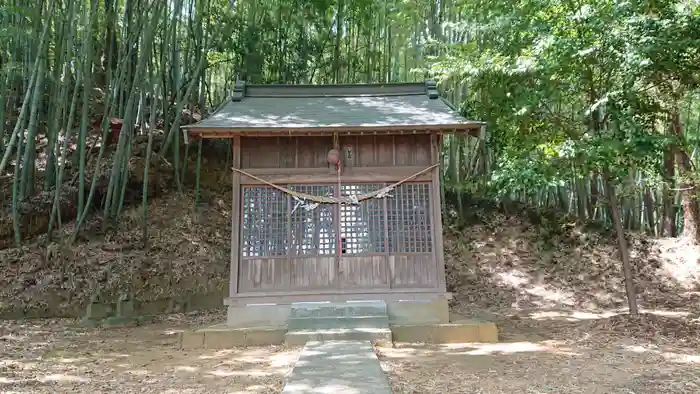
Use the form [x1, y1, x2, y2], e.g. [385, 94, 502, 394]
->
[0, 291, 225, 321]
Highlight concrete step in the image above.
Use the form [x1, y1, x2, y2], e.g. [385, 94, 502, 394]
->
[287, 315, 390, 330]
[290, 300, 387, 319]
[285, 327, 392, 347]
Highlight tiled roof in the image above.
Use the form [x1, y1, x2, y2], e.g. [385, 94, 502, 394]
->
[183, 81, 483, 132]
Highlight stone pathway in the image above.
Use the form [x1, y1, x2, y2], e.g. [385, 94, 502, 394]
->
[281, 340, 392, 394]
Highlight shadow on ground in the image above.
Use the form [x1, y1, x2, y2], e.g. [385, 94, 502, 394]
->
[443, 195, 700, 340]
[0, 311, 299, 394]
[378, 337, 700, 394]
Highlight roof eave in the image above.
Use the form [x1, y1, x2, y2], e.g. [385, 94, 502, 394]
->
[181, 123, 486, 142]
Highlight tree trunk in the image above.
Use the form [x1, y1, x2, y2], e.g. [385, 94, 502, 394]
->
[643, 187, 656, 235]
[662, 144, 677, 236]
[671, 110, 700, 244]
[604, 168, 639, 315]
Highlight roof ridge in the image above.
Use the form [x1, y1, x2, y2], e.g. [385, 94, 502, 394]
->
[239, 81, 434, 99]
[245, 92, 426, 98]
[244, 81, 425, 88]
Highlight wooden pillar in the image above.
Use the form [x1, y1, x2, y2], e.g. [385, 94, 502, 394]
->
[430, 133, 447, 293]
[229, 136, 242, 298]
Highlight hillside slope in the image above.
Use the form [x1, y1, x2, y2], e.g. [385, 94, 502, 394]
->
[445, 206, 700, 315]
[0, 191, 232, 316]
[2, 189, 699, 324]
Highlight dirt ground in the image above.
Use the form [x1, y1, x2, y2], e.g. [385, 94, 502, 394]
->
[0, 311, 300, 394]
[379, 313, 700, 394]
[2, 309, 700, 394]
[3, 191, 700, 393]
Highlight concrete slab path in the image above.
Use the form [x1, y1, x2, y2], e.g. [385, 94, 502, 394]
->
[281, 340, 392, 394]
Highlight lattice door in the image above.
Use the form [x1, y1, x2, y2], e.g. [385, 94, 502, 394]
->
[239, 182, 436, 291]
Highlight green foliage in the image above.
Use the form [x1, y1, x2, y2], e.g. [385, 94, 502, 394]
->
[1, 0, 699, 242]
[434, 0, 700, 196]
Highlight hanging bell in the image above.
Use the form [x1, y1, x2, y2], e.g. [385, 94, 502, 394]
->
[327, 149, 341, 165]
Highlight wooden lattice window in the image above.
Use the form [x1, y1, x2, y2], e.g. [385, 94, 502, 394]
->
[240, 182, 432, 258]
[387, 183, 433, 253]
[241, 187, 288, 257]
[290, 185, 337, 256]
[340, 184, 385, 255]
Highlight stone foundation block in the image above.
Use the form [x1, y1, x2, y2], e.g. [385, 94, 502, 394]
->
[476, 321, 499, 342]
[226, 304, 291, 328]
[244, 328, 286, 346]
[180, 325, 287, 349]
[386, 298, 450, 324]
[204, 327, 248, 348]
[180, 330, 205, 349]
[390, 318, 498, 344]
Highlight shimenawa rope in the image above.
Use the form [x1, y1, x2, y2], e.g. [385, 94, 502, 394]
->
[230, 163, 438, 208]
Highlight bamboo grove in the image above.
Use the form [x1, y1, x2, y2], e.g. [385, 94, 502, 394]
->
[1, 0, 699, 259]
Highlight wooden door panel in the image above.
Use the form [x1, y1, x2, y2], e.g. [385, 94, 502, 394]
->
[238, 258, 290, 292]
[289, 256, 337, 290]
[338, 256, 389, 289]
[389, 254, 437, 288]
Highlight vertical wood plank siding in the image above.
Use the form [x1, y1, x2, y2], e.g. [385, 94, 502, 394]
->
[232, 134, 446, 296]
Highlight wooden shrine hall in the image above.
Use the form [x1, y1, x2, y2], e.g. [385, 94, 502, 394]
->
[182, 80, 486, 328]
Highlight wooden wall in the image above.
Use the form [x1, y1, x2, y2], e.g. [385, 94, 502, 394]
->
[238, 254, 436, 293]
[241, 135, 432, 169]
[233, 133, 445, 298]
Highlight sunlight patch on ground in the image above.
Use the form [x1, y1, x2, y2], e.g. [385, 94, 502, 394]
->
[57, 357, 89, 363]
[37, 374, 90, 383]
[163, 329, 185, 335]
[198, 349, 236, 359]
[656, 237, 700, 288]
[0, 377, 31, 384]
[174, 365, 199, 372]
[235, 349, 299, 368]
[0, 334, 24, 342]
[529, 309, 691, 321]
[0, 360, 37, 371]
[661, 352, 700, 364]
[378, 346, 435, 358]
[443, 341, 582, 356]
[645, 309, 692, 317]
[529, 310, 621, 320]
[620, 344, 700, 364]
[103, 353, 130, 358]
[451, 342, 546, 354]
[124, 369, 151, 376]
[383, 341, 580, 359]
[495, 269, 577, 307]
[227, 385, 270, 394]
[623, 344, 653, 353]
[207, 369, 274, 377]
